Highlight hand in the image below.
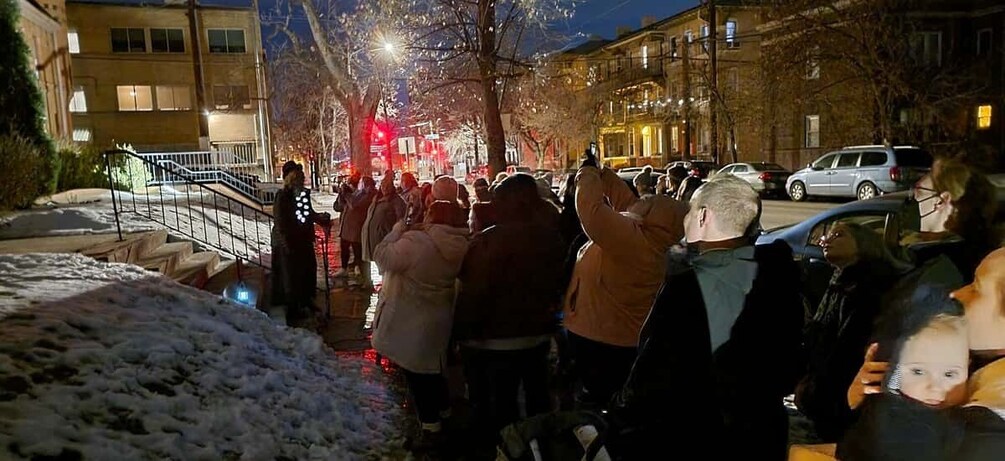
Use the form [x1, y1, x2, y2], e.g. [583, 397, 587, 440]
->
[847, 343, 888, 410]
[580, 148, 598, 169]
[656, 176, 668, 195]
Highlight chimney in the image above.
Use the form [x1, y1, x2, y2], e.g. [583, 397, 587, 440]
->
[641, 16, 657, 28]
[616, 25, 632, 38]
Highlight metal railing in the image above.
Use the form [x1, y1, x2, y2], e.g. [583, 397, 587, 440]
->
[135, 151, 277, 205]
[104, 149, 274, 270]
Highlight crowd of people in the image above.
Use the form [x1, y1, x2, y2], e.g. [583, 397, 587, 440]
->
[269, 153, 1005, 460]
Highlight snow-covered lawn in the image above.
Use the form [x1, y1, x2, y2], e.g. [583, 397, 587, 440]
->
[0, 253, 405, 460]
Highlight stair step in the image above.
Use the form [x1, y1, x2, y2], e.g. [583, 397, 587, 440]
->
[80, 233, 149, 264]
[171, 251, 221, 285]
[138, 241, 193, 275]
[131, 229, 169, 263]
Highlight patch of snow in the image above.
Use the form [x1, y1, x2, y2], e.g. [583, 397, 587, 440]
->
[0, 253, 406, 459]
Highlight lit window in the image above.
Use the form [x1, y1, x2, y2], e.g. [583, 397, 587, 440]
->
[805, 115, 820, 148]
[69, 86, 87, 113]
[156, 85, 191, 110]
[208, 29, 246, 53]
[72, 128, 92, 142]
[68, 31, 80, 54]
[806, 46, 820, 80]
[978, 105, 992, 129]
[642, 45, 648, 69]
[116, 85, 153, 111]
[726, 20, 739, 48]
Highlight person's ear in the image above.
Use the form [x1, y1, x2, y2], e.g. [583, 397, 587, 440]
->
[698, 207, 708, 227]
[936, 191, 953, 208]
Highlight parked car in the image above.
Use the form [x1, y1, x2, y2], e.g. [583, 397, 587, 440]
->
[665, 160, 721, 179]
[786, 145, 933, 202]
[506, 165, 532, 175]
[716, 162, 791, 197]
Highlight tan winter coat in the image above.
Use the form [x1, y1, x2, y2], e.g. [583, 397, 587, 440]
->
[371, 223, 469, 373]
[563, 166, 688, 347]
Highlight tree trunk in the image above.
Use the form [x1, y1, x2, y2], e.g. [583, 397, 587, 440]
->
[348, 103, 371, 176]
[478, 0, 507, 177]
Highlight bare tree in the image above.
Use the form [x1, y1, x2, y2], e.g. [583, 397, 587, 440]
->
[265, 0, 407, 175]
[404, 0, 575, 176]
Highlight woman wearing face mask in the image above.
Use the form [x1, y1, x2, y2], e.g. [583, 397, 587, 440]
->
[907, 157, 998, 284]
[271, 161, 330, 326]
[794, 223, 908, 442]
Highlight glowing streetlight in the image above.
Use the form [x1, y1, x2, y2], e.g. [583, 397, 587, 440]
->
[382, 42, 396, 54]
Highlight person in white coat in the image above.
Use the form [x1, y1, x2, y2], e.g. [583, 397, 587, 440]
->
[371, 200, 469, 450]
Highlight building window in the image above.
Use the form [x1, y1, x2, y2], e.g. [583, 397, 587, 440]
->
[978, 105, 992, 129]
[805, 115, 820, 148]
[151, 28, 185, 53]
[977, 28, 992, 56]
[685, 29, 693, 44]
[72, 128, 92, 142]
[670, 36, 679, 59]
[68, 31, 80, 54]
[116, 85, 153, 111]
[111, 28, 146, 53]
[911, 31, 942, 67]
[700, 24, 709, 53]
[806, 46, 820, 80]
[641, 44, 648, 69]
[725, 20, 739, 48]
[208, 29, 246, 53]
[156, 85, 191, 111]
[726, 68, 739, 93]
[213, 85, 251, 109]
[69, 86, 87, 113]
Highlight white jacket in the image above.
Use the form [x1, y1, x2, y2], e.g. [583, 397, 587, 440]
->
[371, 223, 469, 373]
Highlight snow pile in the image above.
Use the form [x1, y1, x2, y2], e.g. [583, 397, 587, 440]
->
[0, 253, 405, 460]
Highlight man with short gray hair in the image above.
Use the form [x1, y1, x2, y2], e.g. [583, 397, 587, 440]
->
[608, 174, 804, 460]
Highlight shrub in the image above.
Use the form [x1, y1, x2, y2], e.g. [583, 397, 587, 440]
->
[0, 134, 45, 209]
[56, 142, 108, 191]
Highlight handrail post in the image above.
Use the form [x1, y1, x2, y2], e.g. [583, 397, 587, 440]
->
[104, 152, 123, 241]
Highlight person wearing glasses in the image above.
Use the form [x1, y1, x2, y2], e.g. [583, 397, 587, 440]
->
[906, 157, 998, 284]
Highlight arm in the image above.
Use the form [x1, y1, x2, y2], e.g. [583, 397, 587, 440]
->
[272, 191, 295, 252]
[599, 167, 637, 212]
[372, 222, 418, 273]
[575, 167, 645, 256]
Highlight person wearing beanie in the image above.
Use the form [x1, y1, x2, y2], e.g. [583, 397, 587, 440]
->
[431, 176, 468, 228]
[361, 171, 407, 291]
[271, 161, 330, 327]
[633, 165, 655, 196]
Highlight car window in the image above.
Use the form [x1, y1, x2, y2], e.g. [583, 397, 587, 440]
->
[807, 214, 889, 247]
[753, 163, 786, 171]
[860, 151, 888, 167]
[893, 148, 934, 168]
[836, 153, 860, 168]
[812, 154, 837, 169]
[733, 165, 748, 173]
[719, 166, 734, 174]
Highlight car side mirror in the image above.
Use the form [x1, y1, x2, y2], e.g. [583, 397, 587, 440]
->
[810, 164, 823, 171]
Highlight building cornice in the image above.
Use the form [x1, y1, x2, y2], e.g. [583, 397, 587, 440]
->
[19, 0, 60, 32]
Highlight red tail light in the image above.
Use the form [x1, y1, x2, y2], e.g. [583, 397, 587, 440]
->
[759, 172, 773, 181]
[890, 166, 902, 182]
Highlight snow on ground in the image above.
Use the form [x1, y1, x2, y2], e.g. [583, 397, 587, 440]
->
[0, 253, 406, 460]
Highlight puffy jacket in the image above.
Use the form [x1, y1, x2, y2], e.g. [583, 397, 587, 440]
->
[371, 224, 469, 373]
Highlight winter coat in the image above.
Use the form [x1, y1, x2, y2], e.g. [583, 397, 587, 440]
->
[271, 187, 319, 308]
[839, 356, 1005, 461]
[453, 208, 566, 342]
[338, 187, 376, 242]
[563, 167, 687, 348]
[608, 241, 804, 460]
[371, 223, 469, 374]
[795, 260, 902, 441]
[361, 193, 407, 263]
[401, 185, 424, 224]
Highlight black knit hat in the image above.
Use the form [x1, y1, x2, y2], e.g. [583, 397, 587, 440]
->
[281, 161, 302, 178]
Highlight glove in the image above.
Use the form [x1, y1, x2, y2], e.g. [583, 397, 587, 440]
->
[580, 148, 598, 169]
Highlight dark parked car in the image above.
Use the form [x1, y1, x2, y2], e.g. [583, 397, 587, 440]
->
[666, 160, 721, 179]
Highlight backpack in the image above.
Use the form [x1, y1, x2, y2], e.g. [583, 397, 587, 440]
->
[497, 411, 611, 461]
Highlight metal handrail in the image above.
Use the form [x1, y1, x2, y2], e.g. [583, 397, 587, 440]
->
[150, 159, 277, 205]
[104, 149, 274, 270]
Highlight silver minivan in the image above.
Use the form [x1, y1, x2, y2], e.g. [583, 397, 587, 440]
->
[786, 145, 932, 201]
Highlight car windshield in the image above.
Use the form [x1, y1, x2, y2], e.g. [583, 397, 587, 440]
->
[893, 148, 933, 168]
[751, 163, 787, 171]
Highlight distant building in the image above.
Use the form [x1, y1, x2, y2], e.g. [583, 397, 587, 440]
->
[65, 0, 272, 177]
[17, 0, 73, 141]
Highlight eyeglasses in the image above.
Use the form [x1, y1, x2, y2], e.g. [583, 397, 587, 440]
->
[913, 183, 939, 201]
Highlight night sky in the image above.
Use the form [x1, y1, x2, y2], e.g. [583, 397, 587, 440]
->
[564, 0, 701, 40]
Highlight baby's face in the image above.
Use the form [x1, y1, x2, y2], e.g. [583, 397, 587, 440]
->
[897, 327, 969, 408]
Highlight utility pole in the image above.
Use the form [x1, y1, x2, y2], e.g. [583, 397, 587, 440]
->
[682, 30, 693, 161]
[187, 0, 210, 150]
[707, 0, 719, 164]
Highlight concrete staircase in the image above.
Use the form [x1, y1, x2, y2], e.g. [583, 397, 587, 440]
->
[0, 230, 244, 297]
